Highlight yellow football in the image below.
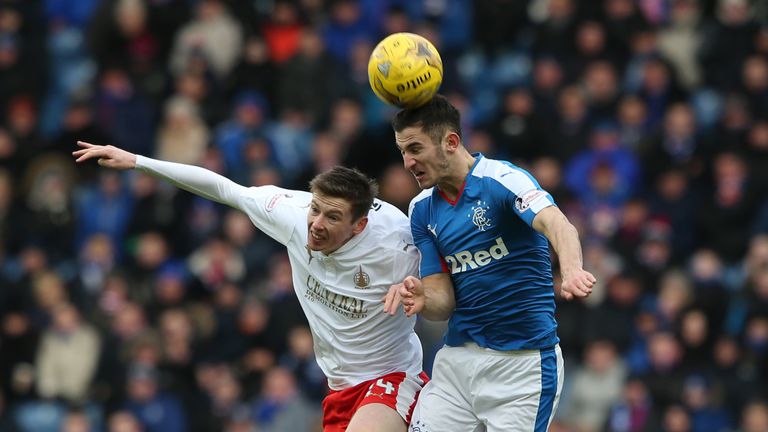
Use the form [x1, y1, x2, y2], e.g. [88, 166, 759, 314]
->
[367, 32, 443, 109]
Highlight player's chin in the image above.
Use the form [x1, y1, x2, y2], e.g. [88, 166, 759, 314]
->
[307, 237, 324, 251]
[414, 176, 435, 189]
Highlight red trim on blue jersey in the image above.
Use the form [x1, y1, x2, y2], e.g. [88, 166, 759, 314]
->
[437, 181, 465, 206]
[439, 256, 449, 273]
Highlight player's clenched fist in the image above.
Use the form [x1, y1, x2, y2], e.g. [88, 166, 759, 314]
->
[559, 269, 597, 301]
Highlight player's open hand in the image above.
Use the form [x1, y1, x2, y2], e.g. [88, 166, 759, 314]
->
[559, 269, 596, 301]
[383, 276, 425, 317]
[72, 141, 137, 170]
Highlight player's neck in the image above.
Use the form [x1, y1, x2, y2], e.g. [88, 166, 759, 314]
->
[438, 151, 477, 201]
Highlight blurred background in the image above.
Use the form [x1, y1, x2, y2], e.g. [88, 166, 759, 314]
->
[1, 0, 768, 431]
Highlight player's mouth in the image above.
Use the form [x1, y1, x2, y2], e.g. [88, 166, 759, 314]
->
[412, 170, 426, 181]
[309, 230, 324, 241]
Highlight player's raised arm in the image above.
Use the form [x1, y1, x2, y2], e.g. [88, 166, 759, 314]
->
[73, 140, 249, 209]
[532, 205, 596, 300]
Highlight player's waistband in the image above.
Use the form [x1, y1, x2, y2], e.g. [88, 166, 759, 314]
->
[459, 342, 559, 357]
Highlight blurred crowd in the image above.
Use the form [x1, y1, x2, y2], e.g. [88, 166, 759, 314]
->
[2, 0, 768, 431]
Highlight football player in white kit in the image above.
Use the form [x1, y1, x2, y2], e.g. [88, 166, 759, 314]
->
[73, 141, 428, 432]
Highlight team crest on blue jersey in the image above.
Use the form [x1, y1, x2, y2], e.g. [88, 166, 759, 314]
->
[468, 200, 492, 231]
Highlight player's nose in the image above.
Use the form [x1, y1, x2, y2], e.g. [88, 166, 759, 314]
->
[310, 214, 326, 230]
[403, 154, 416, 170]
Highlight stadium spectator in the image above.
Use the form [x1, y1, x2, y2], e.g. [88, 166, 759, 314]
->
[741, 400, 768, 432]
[251, 366, 320, 431]
[36, 302, 101, 403]
[558, 339, 627, 431]
[122, 364, 186, 432]
[168, 0, 242, 81]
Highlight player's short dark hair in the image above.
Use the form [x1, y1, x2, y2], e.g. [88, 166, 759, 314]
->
[391, 94, 463, 145]
[309, 166, 378, 221]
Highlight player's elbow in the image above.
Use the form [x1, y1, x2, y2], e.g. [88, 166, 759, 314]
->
[423, 308, 452, 321]
[424, 288, 455, 321]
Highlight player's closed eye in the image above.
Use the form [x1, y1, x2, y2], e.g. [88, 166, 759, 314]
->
[401, 144, 421, 156]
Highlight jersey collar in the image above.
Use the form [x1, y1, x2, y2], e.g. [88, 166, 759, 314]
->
[436, 153, 483, 206]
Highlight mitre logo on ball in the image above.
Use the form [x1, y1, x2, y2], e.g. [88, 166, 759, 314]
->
[367, 32, 443, 109]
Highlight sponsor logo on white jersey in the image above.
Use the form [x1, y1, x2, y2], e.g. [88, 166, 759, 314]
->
[305, 274, 368, 318]
[444, 237, 509, 274]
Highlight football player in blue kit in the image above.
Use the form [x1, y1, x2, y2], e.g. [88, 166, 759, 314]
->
[383, 95, 595, 431]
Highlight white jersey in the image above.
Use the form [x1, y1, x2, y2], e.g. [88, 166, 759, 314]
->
[136, 156, 423, 390]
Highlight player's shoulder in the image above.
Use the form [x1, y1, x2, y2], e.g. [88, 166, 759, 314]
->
[250, 185, 310, 201]
[364, 199, 415, 249]
[407, 188, 433, 218]
[240, 185, 312, 210]
[471, 157, 539, 193]
[367, 199, 409, 230]
[472, 156, 521, 179]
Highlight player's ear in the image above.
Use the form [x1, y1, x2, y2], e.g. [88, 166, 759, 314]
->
[445, 132, 461, 152]
[352, 216, 368, 235]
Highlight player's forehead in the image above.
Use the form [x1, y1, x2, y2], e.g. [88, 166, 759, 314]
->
[310, 193, 353, 214]
[395, 126, 432, 149]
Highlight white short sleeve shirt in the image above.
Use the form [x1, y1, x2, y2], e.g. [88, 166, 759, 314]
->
[236, 186, 423, 390]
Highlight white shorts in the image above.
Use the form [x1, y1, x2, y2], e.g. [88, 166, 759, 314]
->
[409, 343, 564, 432]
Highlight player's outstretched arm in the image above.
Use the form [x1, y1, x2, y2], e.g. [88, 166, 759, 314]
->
[383, 274, 454, 320]
[532, 206, 596, 301]
[73, 140, 249, 209]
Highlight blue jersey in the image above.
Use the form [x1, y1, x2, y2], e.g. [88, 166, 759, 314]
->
[409, 154, 559, 351]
